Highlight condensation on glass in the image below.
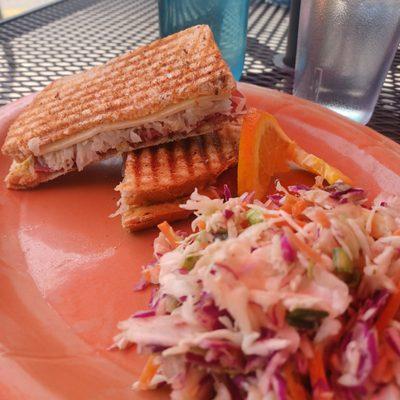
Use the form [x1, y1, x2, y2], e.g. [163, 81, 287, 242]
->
[294, 0, 400, 124]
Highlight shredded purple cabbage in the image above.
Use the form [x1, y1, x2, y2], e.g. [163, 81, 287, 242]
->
[148, 286, 157, 307]
[224, 209, 234, 219]
[133, 276, 149, 292]
[268, 194, 283, 206]
[223, 184, 232, 201]
[280, 234, 297, 263]
[146, 344, 168, 353]
[202, 341, 243, 371]
[132, 310, 156, 318]
[232, 374, 247, 389]
[259, 327, 275, 340]
[329, 187, 365, 201]
[359, 290, 389, 324]
[339, 322, 378, 386]
[149, 292, 164, 311]
[178, 268, 189, 275]
[366, 330, 379, 365]
[272, 373, 287, 400]
[288, 184, 311, 193]
[186, 352, 216, 368]
[195, 293, 227, 330]
[245, 355, 267, 373]
[336, 386, 367, 400]
[224, 377, 244, 400]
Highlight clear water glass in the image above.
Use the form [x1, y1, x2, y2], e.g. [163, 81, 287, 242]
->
[294, 0, 400, 124]
[158, 0, 249, 80]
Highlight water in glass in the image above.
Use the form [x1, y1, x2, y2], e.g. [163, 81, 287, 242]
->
[294, 0, 400, 124]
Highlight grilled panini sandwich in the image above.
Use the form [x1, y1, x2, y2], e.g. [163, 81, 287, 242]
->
[2, 25, 237, 189]
[115, 119, 241, 231]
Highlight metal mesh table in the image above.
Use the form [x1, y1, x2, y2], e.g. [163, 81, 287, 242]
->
[0, 0, 399, 142]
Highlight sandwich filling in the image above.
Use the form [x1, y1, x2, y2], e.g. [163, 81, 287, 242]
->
[25, 95, 243, 174]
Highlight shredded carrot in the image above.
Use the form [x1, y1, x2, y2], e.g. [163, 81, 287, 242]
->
[300, 336, 314, 359]
[314, 210, 331, 228]
[249, 302, 267, 331]
[375, 279, 400, 334]
[294, 219, 307, 228]
[371, 349, 393, 383]
[277, 220, 290, 228]
[197, 220, 206, 231]
[263, 214, 288, 227]
[263, 213, 281, 220]
[284, 363, 308, 400]
[329, 353, 340, 372]
[380, 366, 394, 384]
[143, 269, 152, 282]
[157, 221, 179, 248]
[393, 228, 400, 236]
[286, 229, 324, 264]
[281, 195, 298, 214]
[241, 219, 250, 229]
[262, 213, 308, 228]
[138, 355, 159, 390]
[309, 345, 328, 392]
[292, 199, 309, 218]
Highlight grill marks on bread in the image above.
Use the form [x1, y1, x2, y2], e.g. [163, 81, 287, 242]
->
[2, 25, 235, 161]
[119, 121, 240, 208]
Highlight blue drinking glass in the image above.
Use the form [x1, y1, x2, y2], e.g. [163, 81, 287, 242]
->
[268, 0, 291, 6]
[158, 0, 249, 80]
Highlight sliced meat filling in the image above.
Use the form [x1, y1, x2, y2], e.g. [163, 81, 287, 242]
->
[31, 97, 236, 173]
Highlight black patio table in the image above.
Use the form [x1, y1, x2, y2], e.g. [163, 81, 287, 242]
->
[0, 0, 399, 142]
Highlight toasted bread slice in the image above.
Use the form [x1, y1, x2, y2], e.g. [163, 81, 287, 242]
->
[117, 119, 241, 231]
[2, 25, 236, 189]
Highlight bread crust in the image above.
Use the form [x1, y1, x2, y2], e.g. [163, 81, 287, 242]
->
[122, 198, 192, 231]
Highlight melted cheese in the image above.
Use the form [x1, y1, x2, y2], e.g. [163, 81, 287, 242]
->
[38, 95, 229, 155]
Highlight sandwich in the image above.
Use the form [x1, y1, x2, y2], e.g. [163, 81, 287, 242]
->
[114, 119, 241, 231]
[1, 25, 239, 189]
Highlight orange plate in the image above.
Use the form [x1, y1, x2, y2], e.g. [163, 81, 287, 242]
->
[1, 82, 400, 399]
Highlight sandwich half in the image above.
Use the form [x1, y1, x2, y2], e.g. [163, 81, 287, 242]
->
[2, 25, 239, 189]
[115, 119, 241, 231]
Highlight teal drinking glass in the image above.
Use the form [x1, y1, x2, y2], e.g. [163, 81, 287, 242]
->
[158, 0, 249, 80]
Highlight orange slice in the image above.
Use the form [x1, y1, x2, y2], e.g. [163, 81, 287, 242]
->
[237, 108, 351, 199]
[238, 108, 296, 199]
[294, 147, 351, 186]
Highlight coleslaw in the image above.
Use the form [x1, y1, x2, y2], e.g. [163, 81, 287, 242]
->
[113, 180, 400, 399]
